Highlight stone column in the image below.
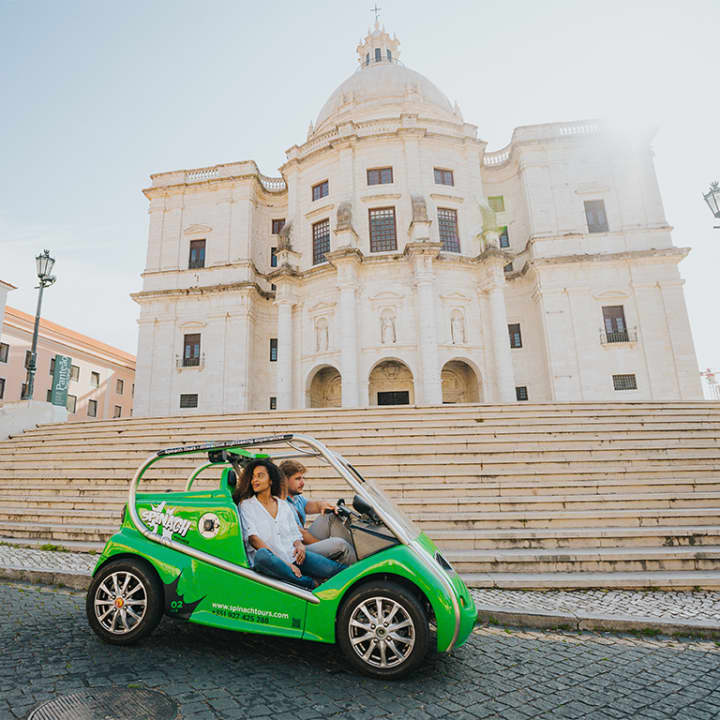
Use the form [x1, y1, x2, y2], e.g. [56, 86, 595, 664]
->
[405, 242, 443, 405]
[223, 291, 253, 412]
[327, 248, 362, 407]
[483, 259, 516, 402]
[276, 298, 293, 410]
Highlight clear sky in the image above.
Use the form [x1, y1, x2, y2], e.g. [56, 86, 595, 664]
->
[1, 0, 719, 372]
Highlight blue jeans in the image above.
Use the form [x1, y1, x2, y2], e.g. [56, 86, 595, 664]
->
[253, 547, 346, 590]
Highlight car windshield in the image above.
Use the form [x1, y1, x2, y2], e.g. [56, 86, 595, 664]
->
[334, 452, 423, 540]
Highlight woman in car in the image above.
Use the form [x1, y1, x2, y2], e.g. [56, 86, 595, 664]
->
[238, 459, 346, 589]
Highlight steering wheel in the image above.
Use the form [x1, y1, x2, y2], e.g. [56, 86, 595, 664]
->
[331, 498, 361, 519]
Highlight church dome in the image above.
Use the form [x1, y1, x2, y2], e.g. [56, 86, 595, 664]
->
[313, 23, 458, 134]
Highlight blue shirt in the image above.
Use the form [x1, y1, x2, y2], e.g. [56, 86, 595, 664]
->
[286, 495, 308, 527]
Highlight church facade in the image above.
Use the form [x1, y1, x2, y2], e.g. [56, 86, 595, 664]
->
[132, 24, 702, 417]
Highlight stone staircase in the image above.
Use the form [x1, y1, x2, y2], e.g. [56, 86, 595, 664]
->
[1, 402, 719, 589]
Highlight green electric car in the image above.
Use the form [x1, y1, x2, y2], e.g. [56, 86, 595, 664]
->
[86, 433, 476, 677]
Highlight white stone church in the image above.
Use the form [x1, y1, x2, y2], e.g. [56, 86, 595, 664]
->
[132, 23, 702, 416]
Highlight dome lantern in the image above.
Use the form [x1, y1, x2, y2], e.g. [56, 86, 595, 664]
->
[356, 20, 400, 68]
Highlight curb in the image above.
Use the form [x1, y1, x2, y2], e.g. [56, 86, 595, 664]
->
[0, 567, 91, 591]
[2, 568, 719, 639]
[475, 603, 720, 639]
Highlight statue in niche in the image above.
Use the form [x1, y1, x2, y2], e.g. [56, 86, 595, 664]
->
[315, 317, 329, 353]
[278, 220, 293, 251]
[336, 201, 353, 231]
[380, 310, 397, 344]
[451, 311, 466, 345]
[411, 195, 428, 223]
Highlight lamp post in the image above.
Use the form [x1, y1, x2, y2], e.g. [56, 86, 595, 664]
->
[703, 182, 720, 228]
[22, 249, 56, 400]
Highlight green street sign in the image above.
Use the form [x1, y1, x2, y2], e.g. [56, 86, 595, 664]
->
[50, 354, 72, 407]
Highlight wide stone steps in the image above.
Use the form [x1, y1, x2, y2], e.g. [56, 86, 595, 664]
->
[430, 525, 720, 549]
[445, 545, 720, 574]
[460, 570, 720, 590]
[0, 401, 719, 588]
[3, 491, 720, 515]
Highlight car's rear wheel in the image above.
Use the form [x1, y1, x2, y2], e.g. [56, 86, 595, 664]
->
[86, 558, 163, 645]
[337, 580, 430, 678]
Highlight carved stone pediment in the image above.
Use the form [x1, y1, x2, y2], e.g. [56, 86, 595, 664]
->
[184, 224, 212, 235]
[307, 300, 336, 315]
[439, 291, 472, 304]
[592, 289, 630, 300]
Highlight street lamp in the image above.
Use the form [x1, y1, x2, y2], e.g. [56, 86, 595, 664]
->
[703, 181, 720, 228]
[22, 249, 56, 400]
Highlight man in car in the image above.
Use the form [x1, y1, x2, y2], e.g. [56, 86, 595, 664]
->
[279, 460, 357, 565]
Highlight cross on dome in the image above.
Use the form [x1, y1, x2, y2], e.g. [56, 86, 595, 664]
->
[356, 20, 400, 67]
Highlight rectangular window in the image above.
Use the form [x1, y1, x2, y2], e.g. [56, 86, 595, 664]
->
[369, 207, 397, 252]
[0, 343, 8, 363]
[270, 338, 278, 362]
[377, 391, 410, 405]
[602, 305, 628, 342]
[312, 180, 329, 201]
[116, 379, 124, 395]
[488, 196, 505, 212]
[188, 239, 206, 269]
[437, 208, 460, 253]
[312, 219, 330, 264]
[87, 399, 97, 417]
[375, 47, 381, 62]
[433, 168, 454, 186]
[508, 323, 523, 348]
[269, 396, 277, 410]
[0, 378, 4, 399]
[515, 386, 528, 401]
[113, 405, 122, 418]
[367, 167, 393, 185]
[271, 283, 276, 292]
[49, 358, 55, 375]
[47, 389, 52, 402]
[613, 374, 637, 391]
[24, 350, 31, 369]
[71, 365, 79, 381]
[180, 393, 198, 408]
[67, 394, 77, 413]
[21, 382, 27, 398]
[585, 199, 609, 233]
[499, 226, 509, 248]
[90, 371, 100, 388]
[271, 218, 285, 234]
[504, 262, 513, 273]
[270, 247, 278, 268]
[183, 334, 201, 367]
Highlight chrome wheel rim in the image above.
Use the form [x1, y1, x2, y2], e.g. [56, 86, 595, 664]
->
[94, 571, 148, 635]
[348, 596, 415, 669]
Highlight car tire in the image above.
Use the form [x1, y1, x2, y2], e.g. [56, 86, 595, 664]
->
[337, 580, 430, 678]
[86, 557, 164, 646]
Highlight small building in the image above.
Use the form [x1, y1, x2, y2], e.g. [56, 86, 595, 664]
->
[0, 279, 16, 331]
[132, 23, 702, 416]
[0, 306, 136, 419]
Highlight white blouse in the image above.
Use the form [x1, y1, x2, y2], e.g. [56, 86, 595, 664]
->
[239, 496, 302, 566]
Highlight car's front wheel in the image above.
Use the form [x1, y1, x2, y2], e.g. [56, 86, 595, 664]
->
[86, 558, 163, 645]
[337, 580, 430, 678]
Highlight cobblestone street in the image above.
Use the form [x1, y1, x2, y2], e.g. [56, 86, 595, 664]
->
[2, 582, 720, 720]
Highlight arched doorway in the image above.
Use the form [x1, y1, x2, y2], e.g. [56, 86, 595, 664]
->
[309, 366, 342, 408]
[368, 360, 415, 405]
[441, 360, 481, 403]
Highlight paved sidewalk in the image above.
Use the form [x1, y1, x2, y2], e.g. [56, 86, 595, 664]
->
[1, 544, 719, 636]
